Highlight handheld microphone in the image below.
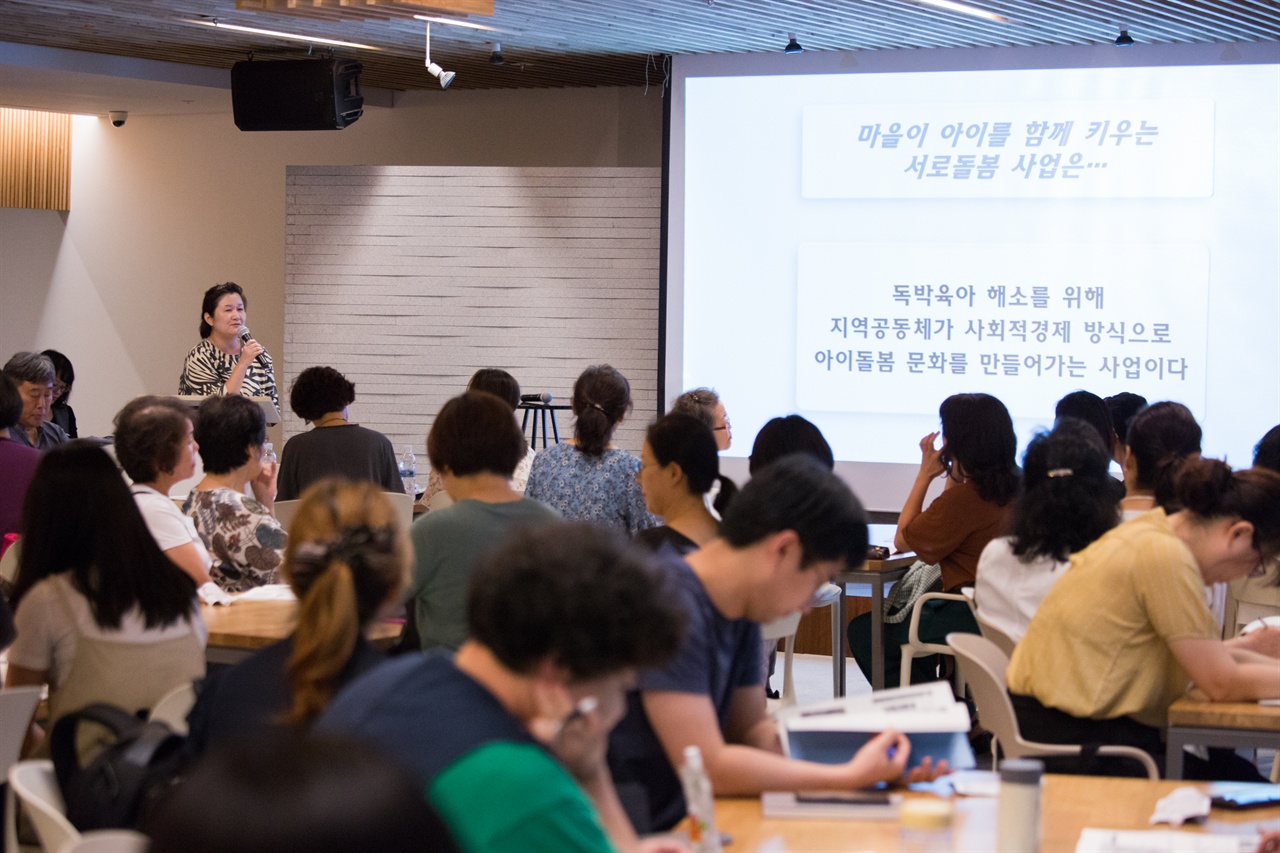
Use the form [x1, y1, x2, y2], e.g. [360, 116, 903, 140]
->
[521, 392, 553, 404]
[237, 326, 267, 366]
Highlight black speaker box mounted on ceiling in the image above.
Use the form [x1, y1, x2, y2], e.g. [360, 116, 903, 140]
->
[231, 58, 364, 131]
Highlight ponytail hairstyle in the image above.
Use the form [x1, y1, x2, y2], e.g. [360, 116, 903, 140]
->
[281, 480, 411, 727]
[1125, 401, 1202, 509]
[572, 365, 632, 456]
[1175, 457, 1280, 564]
[938, 393, 1020, 506]
[1010, 418, 1119, 562]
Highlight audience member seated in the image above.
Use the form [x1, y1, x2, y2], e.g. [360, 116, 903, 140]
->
[634, 413, 720, 555]
[1119, 401, 1202, 520]
[277, 366, 403, 501]
[421, 368, 535, 512]
[1256, 424, 1280, 473]
[184, 395, 286, 593]
[748, 414, 835, 473]
[1105, 391, 1148, 466]
[0, 373, 40, 538]
[185, 480, 410, 753]
[4, 442, 204, 753]
[178, 281, 279, 408]
[113, 396, 212, 585]
[3, 351, 68, 450]
[526, 365, 656, 534]
[848, 393, 1019, 688]
[608, 456, 944, 833]
[1223, 425, 1280, 635]
[1055, 390, 1121, 464]
[670, 387, 737, 516]
[974, 418, 1119, 644]
[41, 349, 77, 439]
[1008, 457, 1280, 780]
[148, 734, 460, 853]
[406, 391, 559, 652]
[320, 523, 684, 853]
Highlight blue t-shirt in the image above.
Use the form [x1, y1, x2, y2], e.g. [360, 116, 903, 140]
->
[606, 549, 762, 831]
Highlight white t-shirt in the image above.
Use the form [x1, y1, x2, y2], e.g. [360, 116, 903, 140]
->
[133, 485, 211, 565]
[7, 574, 206, 688]
[973, 535, 1068, 644]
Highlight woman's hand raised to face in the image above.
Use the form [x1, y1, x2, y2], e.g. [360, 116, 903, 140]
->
[917, 432, 946, 482]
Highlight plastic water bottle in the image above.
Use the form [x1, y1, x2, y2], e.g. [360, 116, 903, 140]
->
[679, 745, 722, 853]
[400, 446, 417, 497]
[262, 442, 277, 465]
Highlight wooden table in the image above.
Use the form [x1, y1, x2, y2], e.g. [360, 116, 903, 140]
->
[1167, 696, 1280, 780]
[716, 774, 1279, 852]
[201, 600, 403, 665]
[831, 554, 917, 695]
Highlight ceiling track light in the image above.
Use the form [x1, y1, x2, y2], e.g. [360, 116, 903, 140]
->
[423, 23, 456, 89]
[490, 42, 505, 65]
[784, 33, 804, 54]
[1115, 26, 1135, 46]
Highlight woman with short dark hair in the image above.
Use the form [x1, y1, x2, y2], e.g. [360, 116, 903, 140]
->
[40, 349, 77, 439]
[1120, 401, 1202, 519]
[114, 395, 212, 585]
[276, 366, 403, 501]
[850, 392, 1020, 688]
[525, 365, 656, 534]
[5, 442, 204, 751]
[184, 395, 286, 593]
[974, 418, 1120, 643]
[634, 413, 720, 554]
[178, 282, 278, 408]
[406, 391, 560, 651]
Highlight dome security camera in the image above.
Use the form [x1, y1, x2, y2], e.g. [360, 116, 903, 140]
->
[109, 111, 128, 128]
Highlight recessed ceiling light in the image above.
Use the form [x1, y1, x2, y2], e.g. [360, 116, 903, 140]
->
[189, 19, 382, 51]
[915, 0, 1009, 23]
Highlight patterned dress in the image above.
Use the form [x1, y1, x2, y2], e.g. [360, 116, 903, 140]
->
[524, 443, 657, 535]
[183, 488, 287, 593]
[178, 339, 279, 408]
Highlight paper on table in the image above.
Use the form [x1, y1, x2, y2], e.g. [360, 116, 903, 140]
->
[1076, 829, 1256, 853]
[231, 584, 296, 602]
[198, 582, 233, 606]
[1150, 787, 1211, 826]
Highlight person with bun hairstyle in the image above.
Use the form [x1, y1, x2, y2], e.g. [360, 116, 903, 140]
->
[634, 413, 721, 554]
[849, 392, 1020, 688]
[974, 418, 1120, 643]
[525, 365, 656, 534]
[1120, 401, 1202, 519]
[185, 480, 410, 752]
[1008, 457, 1280, 779]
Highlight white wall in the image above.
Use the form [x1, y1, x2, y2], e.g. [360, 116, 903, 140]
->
[0, 86, 664, 439]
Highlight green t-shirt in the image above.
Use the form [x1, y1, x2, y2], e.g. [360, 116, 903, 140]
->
[429, 741, 617, 853]
[408, 498, 560, 650]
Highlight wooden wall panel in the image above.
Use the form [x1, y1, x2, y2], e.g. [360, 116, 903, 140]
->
[283, 165, 661, 464]
[0, 108, 71, 211]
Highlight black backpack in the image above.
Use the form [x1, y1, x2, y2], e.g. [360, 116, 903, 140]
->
[50, 703, 188, 831]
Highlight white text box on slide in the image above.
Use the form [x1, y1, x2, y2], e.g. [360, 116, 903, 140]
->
[795, 243, 1209, 418]
[802, 100, 1214, 199]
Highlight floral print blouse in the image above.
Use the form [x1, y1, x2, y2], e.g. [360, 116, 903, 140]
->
[183, 488, 286, 593]
[524, 443, 658, 535]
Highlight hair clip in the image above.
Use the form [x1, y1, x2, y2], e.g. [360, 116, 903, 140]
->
[1047, 468, 1074, 478]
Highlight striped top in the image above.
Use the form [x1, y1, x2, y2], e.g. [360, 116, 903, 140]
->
[178, 338, 278, 408]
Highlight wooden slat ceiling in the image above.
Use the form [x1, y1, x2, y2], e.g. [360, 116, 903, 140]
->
[1, 1, 1279, 91]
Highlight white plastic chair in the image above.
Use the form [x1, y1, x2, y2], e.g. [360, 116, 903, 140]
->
[975, 612, 1018, 659]
[385, 490, 414, 531]
[946, 632, 1158, 779]
[9, 760, 80, 853]
[0, 539, 21, 584]
[65, 829, 150, 852]
[899, 591, 975, 689]
[272, 499, 301, 530]
[2, 686, 43, 853]
[149, 682, 197, 736]
[760, 611, 802, 708]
